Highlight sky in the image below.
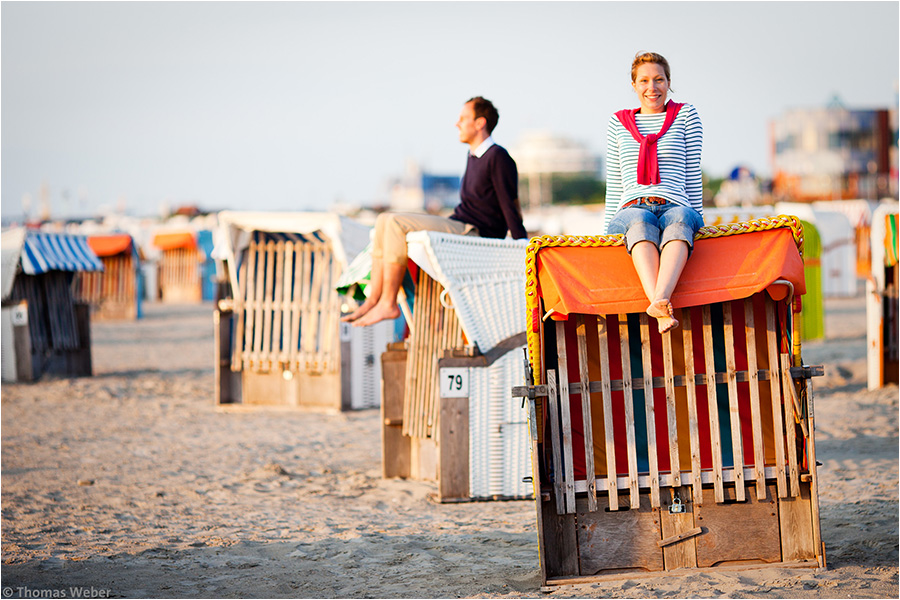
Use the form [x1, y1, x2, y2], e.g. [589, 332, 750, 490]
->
[2, 1, 898, 221]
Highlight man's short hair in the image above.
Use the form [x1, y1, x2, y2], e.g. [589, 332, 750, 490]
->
[467, 96, 500, 134]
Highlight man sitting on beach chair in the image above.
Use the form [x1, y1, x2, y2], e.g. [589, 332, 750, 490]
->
[342, 96, 528, 327]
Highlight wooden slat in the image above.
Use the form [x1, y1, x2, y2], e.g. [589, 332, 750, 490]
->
[271, 242, 285, 366]
[261, 241, 276, 369]
[744, 298, 767, 500]
[252, 242, 267, 369]
[280, 242, 294, 365]
[546, 369, 566, 514]
[575, 315, 598, 511]
[413, 274, 431, 437]
[305, 244, 324, 368]
[404, 272, 425, 437]
[318, 248, 337, 370]
[662, 327, 681, 489]
[701, 305, 725, 503]
[618, 314, 640, 509]
[289, 241, 305, 370]
[314, 244, 328, 367]
[638, 314, 661, 508]
[423, 275, 442, 434]
[316, 247, 330, 368]
[658, 526, 703, 548]
[428, 276, 444, 434]
[805, 377, 825, 567]
[125, 255, 135, 305]
[555, 321, 576, 513]
[766, 297, 788, 497]
[680, 308, 703, 504]
[597, 316, 618, 511]
[525, 395, 549, 584]
[301, 241, 315, 368]
[231, 257, 247, 371]
[781, 353, 801, 497]
[722, 302, 746, 502]
[298, 243, 313, 368]
[243, 241, 258, 369]
[401, 271, 421, 437]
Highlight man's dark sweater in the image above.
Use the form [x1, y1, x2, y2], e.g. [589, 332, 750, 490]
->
[450, 144, 527, 240]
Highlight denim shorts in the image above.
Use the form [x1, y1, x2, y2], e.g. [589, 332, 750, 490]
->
[607, 201, 704, 255]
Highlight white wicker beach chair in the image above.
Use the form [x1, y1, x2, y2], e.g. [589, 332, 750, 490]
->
[405, 230, 531, 499]
[405, 230, 528, 354]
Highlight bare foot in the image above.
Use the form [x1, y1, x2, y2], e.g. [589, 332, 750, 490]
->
[647, 299, 678, 333]
[341, 301, 375, 323]
[352, 302, 401, 327]
[646, 299, 674, 319]
[655, 314, 679, 334]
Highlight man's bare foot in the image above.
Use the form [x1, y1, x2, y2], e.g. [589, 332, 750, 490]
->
[341, 301, 375, 323]
[353, 303, 401, 327]
[647, 299, 678, 333]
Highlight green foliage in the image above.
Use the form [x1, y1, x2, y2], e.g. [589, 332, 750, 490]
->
[537, 174, 606, 205]
[524, 172, 725, 207]
[703, 174, 726, 206]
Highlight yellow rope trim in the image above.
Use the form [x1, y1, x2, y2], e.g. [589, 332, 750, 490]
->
[524, 215, 804, 384]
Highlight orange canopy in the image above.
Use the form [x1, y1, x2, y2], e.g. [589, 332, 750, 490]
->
[87, 234, 133, 258]
[152, 231, 196, 251]
[536, 227, 806, 319]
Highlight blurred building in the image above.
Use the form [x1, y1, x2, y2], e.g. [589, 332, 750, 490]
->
[509, 132, 601, 209]
[714, 165, 764, 207]
[388, 160, 461, 214]
[770, 99, 898, 201]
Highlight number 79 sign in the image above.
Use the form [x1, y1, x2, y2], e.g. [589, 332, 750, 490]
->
[439, 367, 469, 398]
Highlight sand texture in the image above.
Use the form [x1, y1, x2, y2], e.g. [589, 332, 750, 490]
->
[2, 297, 897, 598]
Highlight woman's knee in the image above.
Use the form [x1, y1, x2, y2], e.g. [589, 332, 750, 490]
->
[608, 207, 658, 235]
[660, 206, 703, 232]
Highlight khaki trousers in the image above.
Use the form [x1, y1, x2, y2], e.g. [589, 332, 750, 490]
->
[372, 212, 479, 265]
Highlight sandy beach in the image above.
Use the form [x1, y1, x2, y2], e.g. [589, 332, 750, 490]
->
[1, 295, 897, 599]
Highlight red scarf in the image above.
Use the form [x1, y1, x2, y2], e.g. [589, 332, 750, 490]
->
[615, 101, 683, 185]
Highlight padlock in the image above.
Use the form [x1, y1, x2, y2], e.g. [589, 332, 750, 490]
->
[669, 495, 685, 514]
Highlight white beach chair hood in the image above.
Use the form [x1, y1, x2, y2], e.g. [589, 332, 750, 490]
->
[405, 230, 528, 355]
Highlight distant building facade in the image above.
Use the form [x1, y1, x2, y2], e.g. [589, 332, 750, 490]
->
[388, 160, 460, 214]
[510, 132, 601, 209]
[713, 165, 764, 207]
[770, 101, 898, 201]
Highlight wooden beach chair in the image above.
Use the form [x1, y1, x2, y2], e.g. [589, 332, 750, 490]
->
[867, 203, 899, 389]
[1, 228, 102, 381]
[382, 231, 532, 502]
[152, 230, 203, 303]
[74, 234, 142, 321]
[512, 216, 826, 586]
[213, 211, 390, 412]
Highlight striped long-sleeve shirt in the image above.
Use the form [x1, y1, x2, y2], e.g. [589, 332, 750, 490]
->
[603, 103, 703, 233]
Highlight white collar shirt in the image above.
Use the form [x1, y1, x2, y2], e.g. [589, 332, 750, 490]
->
[470, 136, 495, 158]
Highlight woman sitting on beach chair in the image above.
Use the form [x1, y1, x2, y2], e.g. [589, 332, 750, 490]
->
[604, 51, 704, 333]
